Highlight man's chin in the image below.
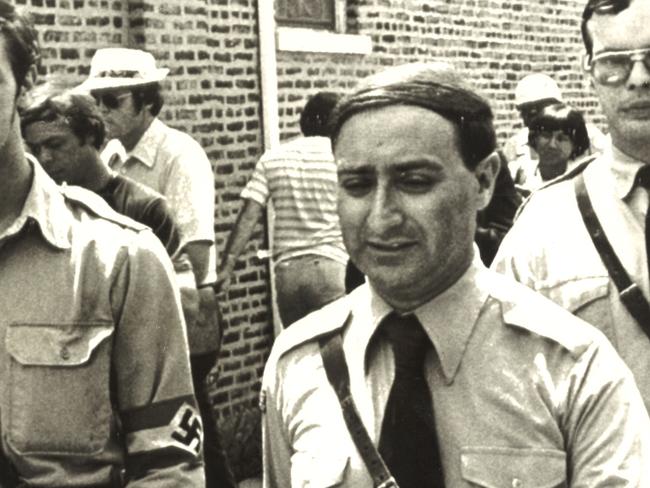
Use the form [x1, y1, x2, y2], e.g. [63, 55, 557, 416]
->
[616, 124, 650, 153]
[367, 272, 428, 305]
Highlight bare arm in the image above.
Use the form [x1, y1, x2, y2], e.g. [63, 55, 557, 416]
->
[216, 198, 265, 292]
[183, 241, 212, 286]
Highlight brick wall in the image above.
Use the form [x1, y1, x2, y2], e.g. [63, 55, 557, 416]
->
[277, 0, 605, 142]
[17, 0, 604, 477]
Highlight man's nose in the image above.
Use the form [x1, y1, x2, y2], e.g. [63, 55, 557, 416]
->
[627, 59, 650, 90]
[38, 147, 52, 164]
[367, 185, 404, 234]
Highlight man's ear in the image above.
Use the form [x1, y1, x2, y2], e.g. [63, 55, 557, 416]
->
[16, 65, 37, 101]
[474, 151, 500, 211]
[80, 133, 95, 148]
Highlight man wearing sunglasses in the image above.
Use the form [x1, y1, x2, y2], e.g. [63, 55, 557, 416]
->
[494, 0, 650, 413]
[77, 48, 235, 488]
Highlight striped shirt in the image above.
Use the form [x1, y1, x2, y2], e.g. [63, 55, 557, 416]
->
[241, 136, 348, 264]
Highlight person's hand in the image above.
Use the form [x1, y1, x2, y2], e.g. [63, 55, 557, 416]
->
[215, 266, 233, 294]
[215, 255, 236, 294]
[197, 286, 219, 328]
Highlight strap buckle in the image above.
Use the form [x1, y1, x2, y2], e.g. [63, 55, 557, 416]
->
[377, 477, 399, 488]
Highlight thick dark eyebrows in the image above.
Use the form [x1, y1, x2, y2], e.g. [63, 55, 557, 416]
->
[29, 135, 61, 147]
[337, 165, 374, 177]
[391, 159, 444, 172]
[337, 158, 444, 176]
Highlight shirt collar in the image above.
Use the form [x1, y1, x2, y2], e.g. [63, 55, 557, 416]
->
[1, 155, 72, 250]
[367, 251, 489, 385]
[125, 117, 164, 168]
[607, 138, 648, 200]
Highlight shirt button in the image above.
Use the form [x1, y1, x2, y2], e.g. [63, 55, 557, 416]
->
[60, 346, 70, 360]
[512, 478, 523, 488]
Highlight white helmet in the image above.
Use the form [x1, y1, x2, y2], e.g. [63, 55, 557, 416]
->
[514, 74, 563, 107]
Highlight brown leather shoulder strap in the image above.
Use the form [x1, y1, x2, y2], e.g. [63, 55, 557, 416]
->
[574, 172, 650, 340]
[318, 317, 398, 488]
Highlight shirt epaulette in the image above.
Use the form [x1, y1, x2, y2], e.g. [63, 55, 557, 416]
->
[492, 273, 597, 360]
[514, 154, 599, 219]
[59, 184, 148, 232]
[270, 294, 352, 364]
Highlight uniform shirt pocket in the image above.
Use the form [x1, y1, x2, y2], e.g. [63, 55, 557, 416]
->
[290, 451, 349, 488]
[6, 322, 114, 456]
[461, 446, 566, 488]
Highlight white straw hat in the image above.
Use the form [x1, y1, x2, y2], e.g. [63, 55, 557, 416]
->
[76, 48, 169, 92]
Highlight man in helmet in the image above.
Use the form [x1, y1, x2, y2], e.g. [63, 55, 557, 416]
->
[503, 73, 606, 177]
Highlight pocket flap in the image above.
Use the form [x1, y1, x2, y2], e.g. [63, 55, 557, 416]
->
[6, 322, 113, 366]
[461, 447, 566, 488]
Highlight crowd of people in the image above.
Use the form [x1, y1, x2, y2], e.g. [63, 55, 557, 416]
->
[2, 0, 650, 486]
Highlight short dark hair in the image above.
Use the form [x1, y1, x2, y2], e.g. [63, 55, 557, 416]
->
[581, 0, 631, 58]
[330, 63, 496, 170]
[131, 83, 164, 116]
[0, 1, 40, 94]
[21, 91, 106, 149]
[300, 91, 340, 137]
[527, 103, 591, 159]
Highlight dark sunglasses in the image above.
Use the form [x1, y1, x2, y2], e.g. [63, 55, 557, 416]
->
[582, 0, 630, 21]
[92, 92, 131, 110]
[583, 48, 650, 86]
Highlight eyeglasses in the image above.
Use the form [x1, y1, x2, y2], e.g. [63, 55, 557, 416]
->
[582, 0, 630, 22]
[583, 48, 650, 86]
[92, 92, 131, 110]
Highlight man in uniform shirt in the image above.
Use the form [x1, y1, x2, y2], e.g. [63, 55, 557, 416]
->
[261, 62, 650, 487]
[0, 3, 203, 485]
[493, 0, 650, 414]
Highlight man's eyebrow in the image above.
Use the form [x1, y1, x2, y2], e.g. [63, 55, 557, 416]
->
[337, 158, 445, 176]
[337, 164, 374, 175]
[28, 134, 63, 146]
[391, 159, 444, 171]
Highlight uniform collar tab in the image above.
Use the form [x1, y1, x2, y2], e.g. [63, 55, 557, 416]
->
[3, 156, 72, 250]
[368, 252, 489, 385]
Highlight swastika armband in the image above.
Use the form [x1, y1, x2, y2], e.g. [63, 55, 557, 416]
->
[122, 395, 203, 477]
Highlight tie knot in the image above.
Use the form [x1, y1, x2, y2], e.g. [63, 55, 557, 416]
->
[379, 312, 430, 373]
[636, 165, 650, 189]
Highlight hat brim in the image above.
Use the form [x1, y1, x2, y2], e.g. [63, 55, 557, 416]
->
[75, 68, 169, 92]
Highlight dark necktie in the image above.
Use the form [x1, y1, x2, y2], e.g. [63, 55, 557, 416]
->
[636, 166, 650, 281]
[377, 312, 445, 487]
